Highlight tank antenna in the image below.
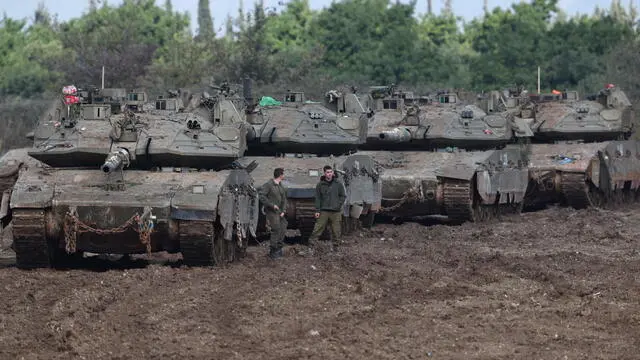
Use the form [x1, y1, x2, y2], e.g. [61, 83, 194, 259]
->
[101, 66, 105, 89]
[537, 66, 540, 94]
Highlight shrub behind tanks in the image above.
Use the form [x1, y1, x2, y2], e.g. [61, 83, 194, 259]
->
[10, 84, 259, 269]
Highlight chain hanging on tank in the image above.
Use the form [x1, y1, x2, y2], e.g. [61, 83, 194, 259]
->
[63, 206, 156, 254]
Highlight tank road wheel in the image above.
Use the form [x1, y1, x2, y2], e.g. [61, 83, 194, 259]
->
[12, 209, 54, 269]
[560, 172, 606, 209]
[179, 220, 215, 267]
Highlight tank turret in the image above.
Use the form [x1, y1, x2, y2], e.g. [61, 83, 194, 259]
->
[240, 78, 368, 156]
[28, 85, 248, 169]
[499, 85, 634, 142]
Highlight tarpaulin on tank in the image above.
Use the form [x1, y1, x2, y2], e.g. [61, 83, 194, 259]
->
[259, 96, 282, 107]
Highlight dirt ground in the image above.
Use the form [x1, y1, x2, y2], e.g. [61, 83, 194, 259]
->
[1, 206, 639, 359]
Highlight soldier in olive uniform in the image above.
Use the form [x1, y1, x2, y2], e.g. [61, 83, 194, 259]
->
[258, 168, 288, 259]
[308, 165, 346, 251]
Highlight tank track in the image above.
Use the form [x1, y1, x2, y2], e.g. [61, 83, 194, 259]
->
[12, 209, 52, 269]
[444, 179, 522, 222]
[179, 220, 215, 266]
[443, 180, 476, 222]
[560, 172, 596, 209]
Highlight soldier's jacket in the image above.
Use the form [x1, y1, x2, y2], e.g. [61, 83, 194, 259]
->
[315, 175, 346, 212]
[258, 179, 287, 213]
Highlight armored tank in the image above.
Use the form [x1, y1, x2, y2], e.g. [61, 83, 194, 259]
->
[9, 85, 259, 269]
[357, 147, 528, 222]
[193, 79, 382, 243]
[487, 85, 639, 209]
[242, 77, 368, 156]
[326, 85, 530, 223]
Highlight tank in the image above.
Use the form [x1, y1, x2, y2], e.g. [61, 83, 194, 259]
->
[487, 85, 639, 209]
[326, 85, 530, 223]
[236, 154, 382, 241]
[195, 79, 382, 243]
[9, 84, 259, 269]
[242, 79, 368, 156]
[358, 147, 529, 222]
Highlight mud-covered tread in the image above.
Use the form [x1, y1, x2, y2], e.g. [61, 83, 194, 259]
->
[443, 180, 475, 222]
[560, 172, 591, 209]
[13, 209, 52, 269]
[179, 220, 215, 267]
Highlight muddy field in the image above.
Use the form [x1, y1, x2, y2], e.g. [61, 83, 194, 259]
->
[0, 206, 639, 359]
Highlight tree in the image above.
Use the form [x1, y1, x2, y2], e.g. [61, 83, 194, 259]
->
[197, 0, 214, 39]
[0, 16, 66, 96]
[56, 0, 189, 87]
[145, 29, 214, 90]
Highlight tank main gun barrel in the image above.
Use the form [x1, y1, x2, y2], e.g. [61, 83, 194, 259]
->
[101, 148, 131, 174]
[378, 128, 412, 143]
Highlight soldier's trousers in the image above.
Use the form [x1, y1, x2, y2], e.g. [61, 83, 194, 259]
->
[266, 211, 287, 250]
[308, 210, 342, 246]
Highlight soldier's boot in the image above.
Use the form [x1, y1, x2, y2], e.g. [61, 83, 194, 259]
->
[268, 247, 283, 259]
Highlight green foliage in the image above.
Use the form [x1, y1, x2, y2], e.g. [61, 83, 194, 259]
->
[197, 0, 214, 39]
[0, 17, 65, 97]
[144, 29, 214, 90]
[0, 0, 636, 97]
[56, 0, 190, 87]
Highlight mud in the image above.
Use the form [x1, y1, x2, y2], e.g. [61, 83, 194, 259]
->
[1, 206, 639, 359]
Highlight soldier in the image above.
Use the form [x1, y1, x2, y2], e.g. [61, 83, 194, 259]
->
[308, 165, 346, 252]
[258, 167, 288, 259]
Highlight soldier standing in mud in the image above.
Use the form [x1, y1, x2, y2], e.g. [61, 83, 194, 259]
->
[258, 168, 288, 259]
[307, 165, 346, 253]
